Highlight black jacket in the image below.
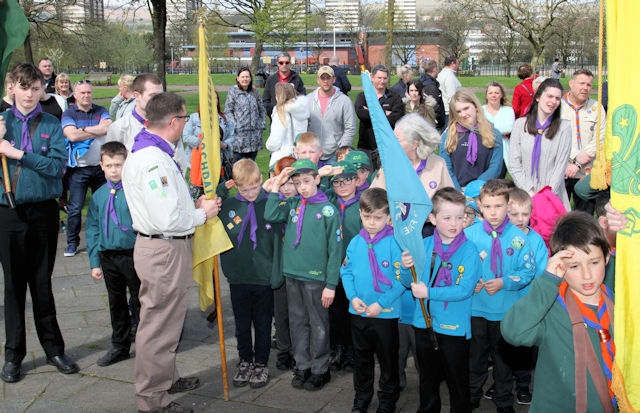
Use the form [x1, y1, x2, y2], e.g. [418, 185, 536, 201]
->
[354, 89, 404, 151]
[262, 70, 306, 119]
[420, 73, 446, 129]
[331, 65, 351, 95]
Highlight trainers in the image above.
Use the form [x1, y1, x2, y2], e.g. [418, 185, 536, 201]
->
[291, 368, 310, 388]
[484, 384, 496, 400]
[303, 370, 330, 391]
[249, 363, 269, 388]
[168, 376, 200, 394]
[138, 401, 194, 413]
[516, 387, 532, 405]
[64, 244, 78, 257]
[232, 361, 253, 387]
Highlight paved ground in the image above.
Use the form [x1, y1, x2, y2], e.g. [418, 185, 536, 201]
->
[0, 229, 531, 413]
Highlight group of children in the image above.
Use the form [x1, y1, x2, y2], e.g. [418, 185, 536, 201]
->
[86, 129, 618, 413]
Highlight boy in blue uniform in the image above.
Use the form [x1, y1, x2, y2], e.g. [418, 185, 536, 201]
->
[86, 141, 139, 367]
[219, 159, 277, 388]
[264, 158, 343, 390]
[401, 187, 481, 413]
[464, 179, 536, 412]
[341, 188, 405, 413]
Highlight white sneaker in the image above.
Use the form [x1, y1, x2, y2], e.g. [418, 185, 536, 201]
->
[232, 361, 253, 387]
[249, 363, 269, 388]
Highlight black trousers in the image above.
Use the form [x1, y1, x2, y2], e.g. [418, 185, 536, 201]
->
[329, 280, 352, 347]
[0, 200, 65, 362]
[351, 315, 399, 407]
[415, 328, 472, 413]
[99, 249, 140, 350]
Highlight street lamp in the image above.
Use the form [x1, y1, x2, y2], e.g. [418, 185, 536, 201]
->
[170, 42, 174, 74]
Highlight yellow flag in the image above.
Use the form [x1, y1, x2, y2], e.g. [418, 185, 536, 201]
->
[192, 23, 232, 311]
[607, 1, 640, 411]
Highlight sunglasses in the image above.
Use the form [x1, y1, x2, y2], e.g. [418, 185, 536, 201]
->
[277, 61, 291, 65]
[76, 80, 92, 85]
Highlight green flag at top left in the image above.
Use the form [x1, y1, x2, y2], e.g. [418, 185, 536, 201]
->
[0, 0, 30, 92]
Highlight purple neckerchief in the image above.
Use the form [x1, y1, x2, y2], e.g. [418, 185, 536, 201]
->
[292, 190, 329, 247]
[338, 192, 360, 223]
[531, 116, 552, 181]
[359, 225, 395, 293]
[11, 103, 43, 153]
[483, 217, 510, 278]
[235, 191, 266, 249]
[456, 123, 479, 165]
[131, 108, 146, 126]
[131, 129, 180, 171]
[105, 180, 130, 233]
[358, 180, 370, 193]
[415, 159, 427, 176]
[432, 229, 468, 309]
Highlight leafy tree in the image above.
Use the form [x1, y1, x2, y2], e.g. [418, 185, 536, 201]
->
[480, 22, 528, 76]
[435, 3, 471, 61]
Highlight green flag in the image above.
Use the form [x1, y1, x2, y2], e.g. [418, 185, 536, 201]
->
[0, 0, 30, 92]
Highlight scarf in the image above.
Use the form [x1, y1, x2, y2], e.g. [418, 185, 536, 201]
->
[557, 281, 616, 406]
[415, 159, 427, 176]
[359, 225, 395, 293]
[131, 129, 180, 172]
[432, 229, 468, 309]
[338, 192, 360, 223]
[131, 107, 147, 126]
[456, 123, 479, 165]
[531, 116, 552, 181]
[11, 103, 43, 153]
[483, 217, 510, 278]
[563, 93, 584, 150]
[357, 180, 370, 193]
[104, 180, 130, 234]
[292, 190, 329, 247]
[234, 191, 266, 249]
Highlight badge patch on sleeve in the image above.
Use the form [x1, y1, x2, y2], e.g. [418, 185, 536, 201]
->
[148, 180, 158, 190]
[160, 176, 168, 187]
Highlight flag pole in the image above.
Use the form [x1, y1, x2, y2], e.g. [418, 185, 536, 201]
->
[212, 255, 229, 400]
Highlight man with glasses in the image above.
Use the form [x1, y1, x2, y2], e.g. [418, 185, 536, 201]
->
[308, 66, 355, 165]
[262, 52, 306, 119]
[122, 93, 221, 413]
[61, 80, 112, 257]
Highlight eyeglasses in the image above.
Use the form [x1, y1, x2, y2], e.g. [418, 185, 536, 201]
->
[173, 115, 190, 122]
[332, 177, 354, 187]
[75, 80, 92, 85]
[277, 61, 291, 65]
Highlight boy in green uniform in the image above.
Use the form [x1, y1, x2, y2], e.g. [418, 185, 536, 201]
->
[345, 150, 375, 192]
[219, 159, 277, 388]
[264, 158, 343, 391]
[86, 141, 140, 367]
[502, 211, 616, 412]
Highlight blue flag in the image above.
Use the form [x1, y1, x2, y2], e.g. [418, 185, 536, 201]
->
[361, 73, 432, 278]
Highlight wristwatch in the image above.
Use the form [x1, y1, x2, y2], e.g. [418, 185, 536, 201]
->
[81, 126, 86, 132]
[570, 158, 582, 169]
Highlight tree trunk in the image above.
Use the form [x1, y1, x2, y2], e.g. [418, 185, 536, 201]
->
[23, 32, 33, 65]
[385, 0, 395, 66]
[150, 0, 167, 89]
[251, 39, 264, 74]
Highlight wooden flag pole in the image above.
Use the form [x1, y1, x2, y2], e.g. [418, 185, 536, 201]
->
[212, 255, 229, 401]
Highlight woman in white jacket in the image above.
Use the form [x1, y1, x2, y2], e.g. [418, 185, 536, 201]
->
[266, 82, 310, 168]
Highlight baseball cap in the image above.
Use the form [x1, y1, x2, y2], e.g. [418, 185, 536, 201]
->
[464, 180, 485, 212]
[290, 158, 318, 176]
[344, 150, 372, 170]
[317, 66, 335, 78]
[330, 161, 357, 182]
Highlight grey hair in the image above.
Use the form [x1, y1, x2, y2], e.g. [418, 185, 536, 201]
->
[395, 113, 441, 159]
[371, 64, 389, 76]
[399, 64, 412, 75]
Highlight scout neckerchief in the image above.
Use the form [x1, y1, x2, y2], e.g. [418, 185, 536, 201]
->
[105, 180, 130, 233]
[557, 281, 616, 411]
[131, 129, 180, 172]
[357, 180, 370, 193]
[358, 224, 395, 292]
[292, 190, 329, 247]
[531, 115, 552, 181]
[131, 107, 147, 126]
[11, 103, 42, 153]
[563, 93, 584, 150]
[432, 229, 468, 309]
[482, 217, 509, 278]
[338, 192, 360, 223]
[456, 123, 479, 165]
[415, 159, 427, 176]
[235, 191, 266, 249]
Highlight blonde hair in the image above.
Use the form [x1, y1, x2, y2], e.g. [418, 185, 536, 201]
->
[294, 131, 321, 149]
[232, 159, 262, 185]
[117, 74, 135, 89]
[54, 73, 71, 95]
[445, 88, 496, 154]
[275, 82, 297, 125]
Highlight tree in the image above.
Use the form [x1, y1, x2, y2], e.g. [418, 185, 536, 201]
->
[385, 0, 395, 65]
[435, 3, 472, 61]
[480, 21, 528, 76]
[546, 1, 599, 68]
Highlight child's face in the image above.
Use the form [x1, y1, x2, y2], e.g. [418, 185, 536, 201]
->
[563, 245, 608, 305]
[508, 202, 532, 232]
[463, 206, 478, 228]
[429, 201, 466, 244]
[360, 208, 390, 238]
[279, 178, 298, 198]
[480, 194, 509, 229]
[295, 144, 322, 165]
[356, 167, 370, 186]
[100, 154, 126, 183]
[236, 181, 262, 202]
[291, 173, 320, 199]
[332, 176, 357, 201]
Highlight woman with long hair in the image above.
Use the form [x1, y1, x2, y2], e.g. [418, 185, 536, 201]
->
[54, 73, 75, 105]
[439, 88, 503, 190]
[508, 78, 572, 210]
[225, 67, 267, 161]
[482, 81, 515, 174]
[404, 79, 437, 127]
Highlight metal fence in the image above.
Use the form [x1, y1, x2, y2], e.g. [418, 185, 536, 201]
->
[463, 64, 606, 78]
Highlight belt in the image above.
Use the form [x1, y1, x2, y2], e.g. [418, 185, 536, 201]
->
[136, 232, 194, 240]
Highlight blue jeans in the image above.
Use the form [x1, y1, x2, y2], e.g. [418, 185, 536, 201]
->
[66, 165, 105, 247]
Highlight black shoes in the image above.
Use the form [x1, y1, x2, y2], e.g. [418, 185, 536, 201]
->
[276, 353, 294, 371]
[291, 368, 311, 388]
[168, 376, 200, 394]
[138, 401, 194, 413]
[351, 398, 371, 413]
[1, 361, 21, 383]
[329, 345, 345, 371]
[303, 370, 331, 391]
[97, 348, 130, 367]
[516, 387, 532, 405]
[47, 354, 80, 374]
